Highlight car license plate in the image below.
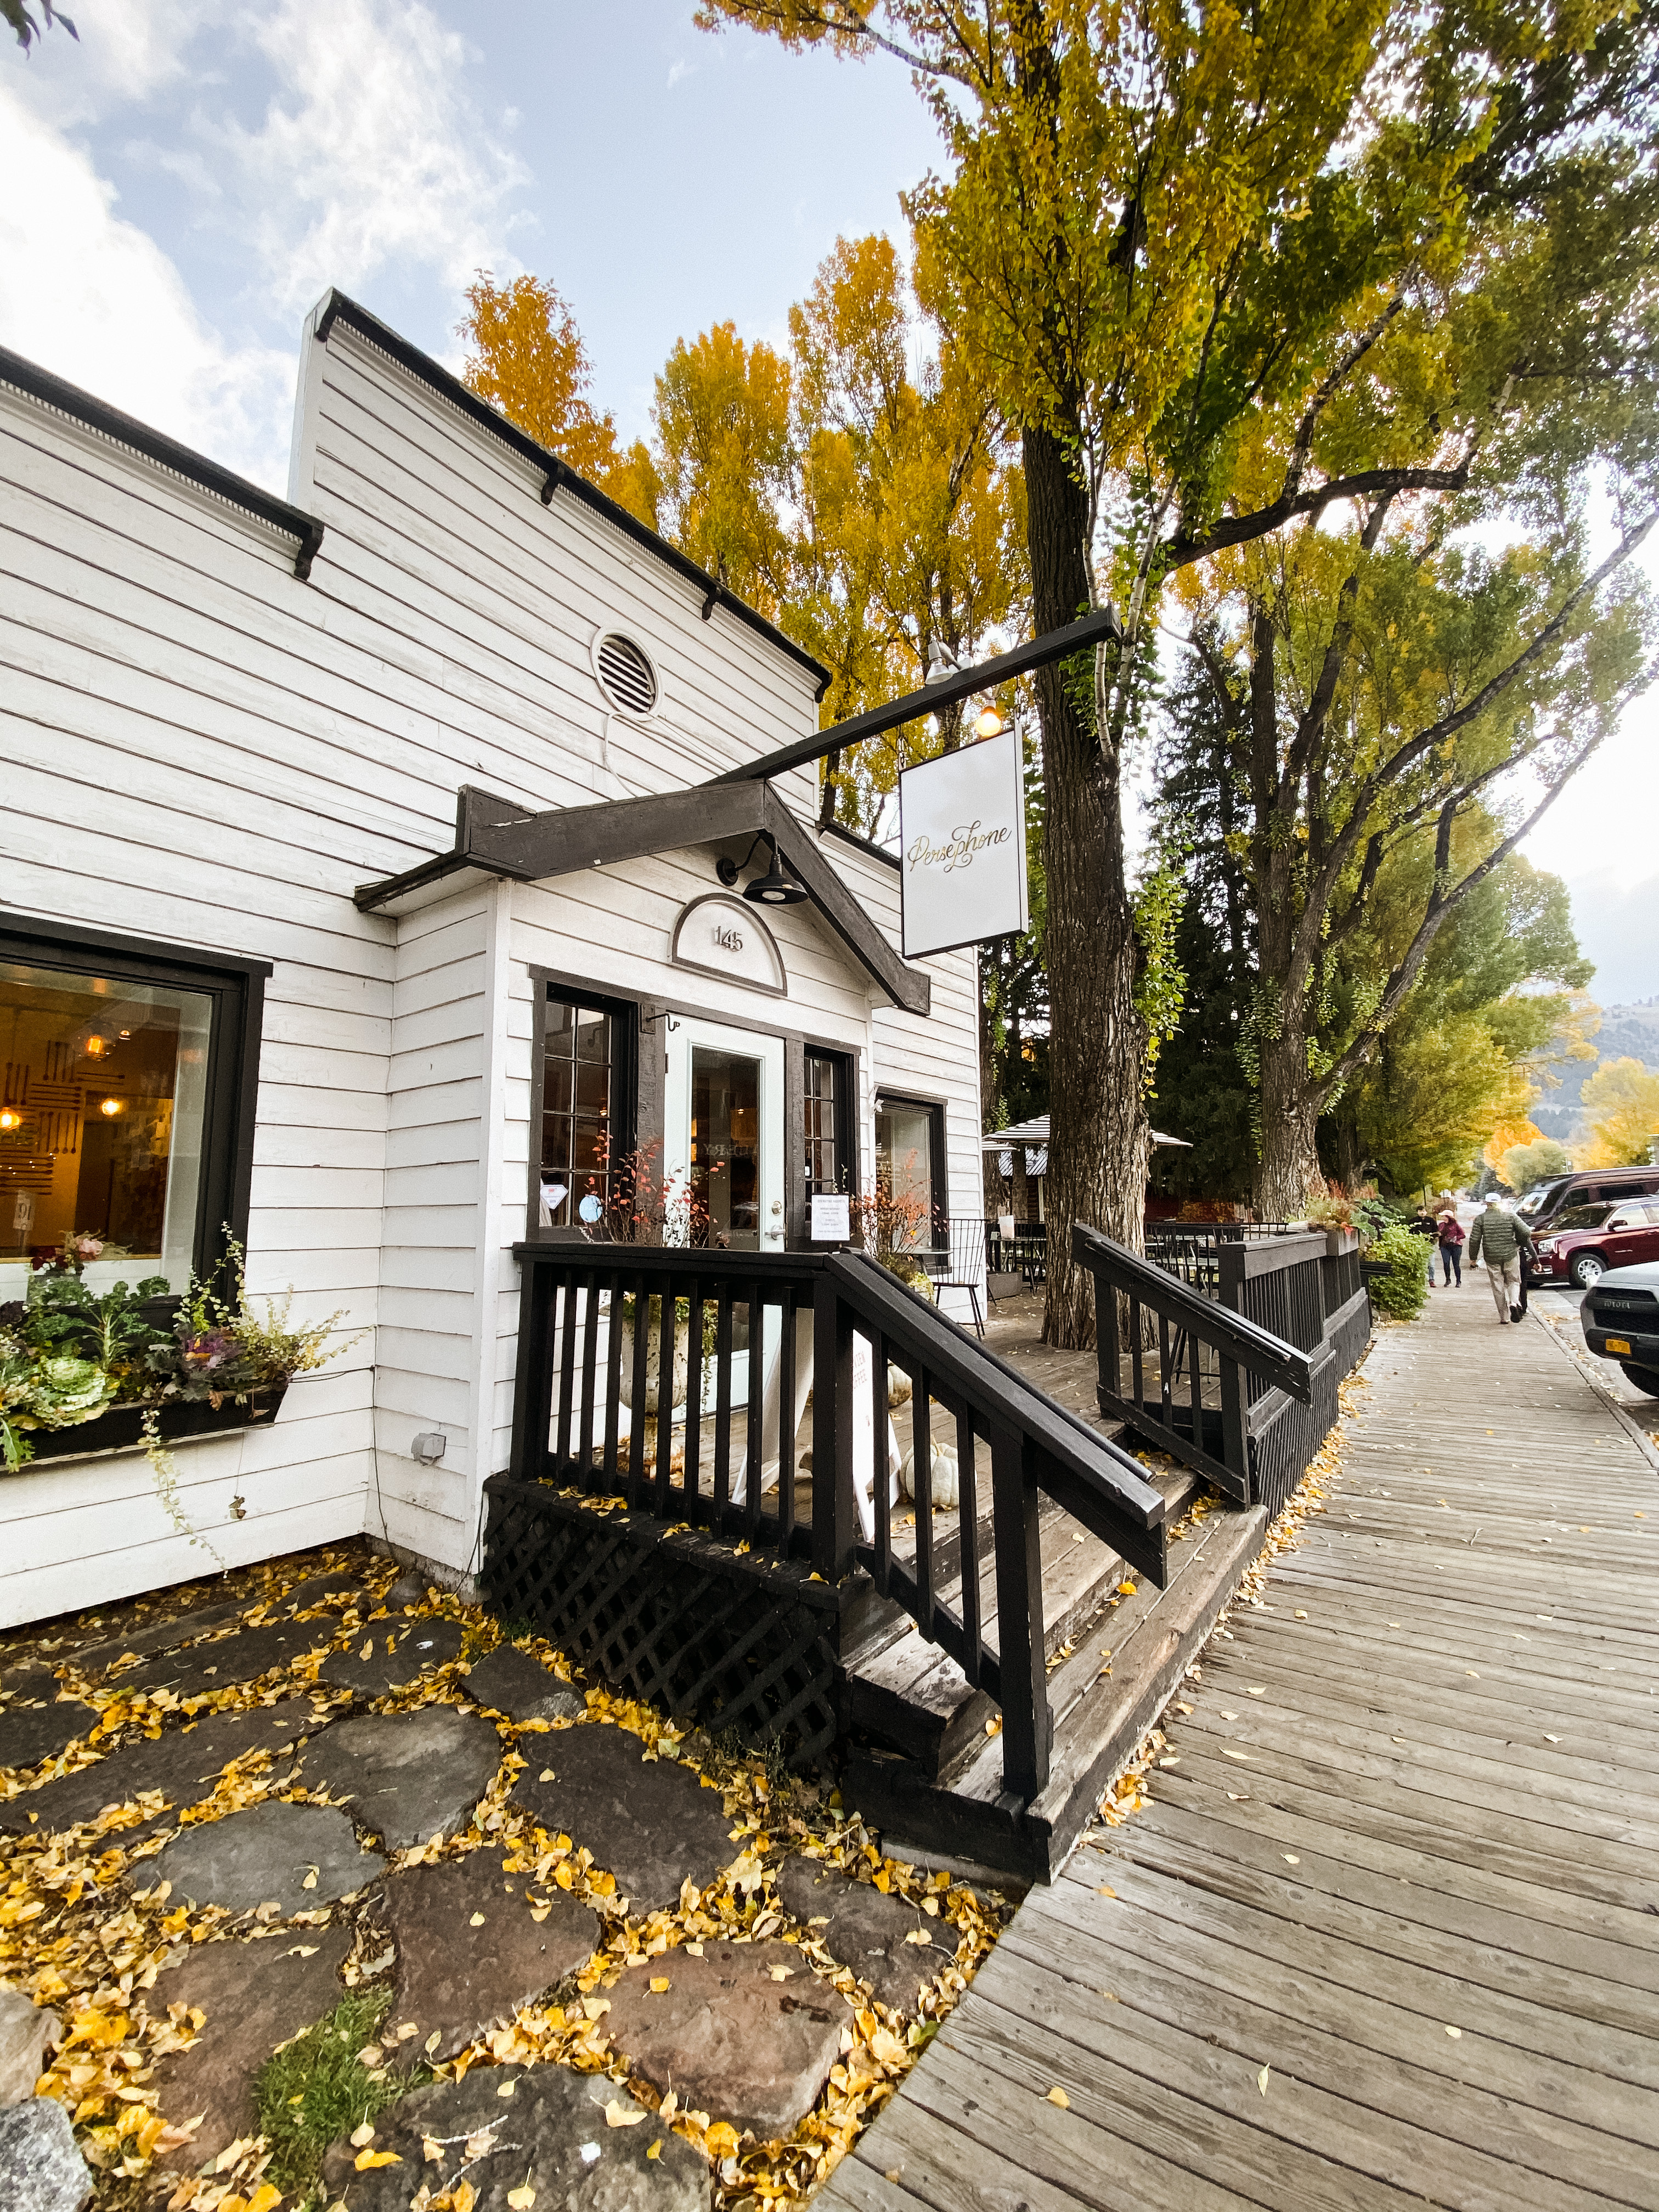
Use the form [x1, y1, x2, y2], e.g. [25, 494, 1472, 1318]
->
[1605, 1336, 1632, 1356]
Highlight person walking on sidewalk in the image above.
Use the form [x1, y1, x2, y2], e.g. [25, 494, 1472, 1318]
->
[1467, 1197, 1533, 1324]
[1436, 1209, 1465, 1288]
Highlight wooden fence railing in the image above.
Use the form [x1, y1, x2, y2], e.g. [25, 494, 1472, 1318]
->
[1075, 1223, 1369, 1514]
[494, 1240, 1170, 1799]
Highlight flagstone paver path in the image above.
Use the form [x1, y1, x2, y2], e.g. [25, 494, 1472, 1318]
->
[1, 1547, 1006, 2208]
[821, 1283, 1659, 2211]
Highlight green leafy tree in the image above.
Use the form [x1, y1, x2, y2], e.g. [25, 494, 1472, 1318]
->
[697, 0, 1659, 1347]
[4, 0, 73, 52]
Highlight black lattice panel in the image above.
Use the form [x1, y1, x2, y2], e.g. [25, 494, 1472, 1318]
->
[481, 1479, 843, 1769]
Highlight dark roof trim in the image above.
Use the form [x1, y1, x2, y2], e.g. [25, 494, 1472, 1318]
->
[707, 607, 1123, 785]
[0, 341, 325, 581]
[314, 291, 831, 699]
[354, 780, 930, 1015]
[822, 820, 901, 872]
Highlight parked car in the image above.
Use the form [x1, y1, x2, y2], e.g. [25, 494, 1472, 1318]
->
[1581, 1262, 1659, 1395]
[1528, 1200, 1659, 1289]
[1515, 1165, 1659, 1234]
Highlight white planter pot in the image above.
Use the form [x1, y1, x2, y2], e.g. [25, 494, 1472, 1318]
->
[617, 1298, 691, 1417]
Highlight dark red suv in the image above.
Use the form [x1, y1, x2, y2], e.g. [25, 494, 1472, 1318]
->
[1528, 1199, 1659, 1289]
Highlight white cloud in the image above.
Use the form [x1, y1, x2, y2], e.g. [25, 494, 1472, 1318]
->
[216, 0, 529, 313]
[0, 81, 294, 488]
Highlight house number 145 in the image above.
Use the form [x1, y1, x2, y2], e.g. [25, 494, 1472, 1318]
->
[713, 922, 744, 953]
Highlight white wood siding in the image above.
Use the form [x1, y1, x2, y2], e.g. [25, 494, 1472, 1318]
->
[0, 307, 980, 1624]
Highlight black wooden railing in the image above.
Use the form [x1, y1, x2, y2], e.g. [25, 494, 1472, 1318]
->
[504, 1239, 1169, 1799]
[1075, 1223, 1369, 1513]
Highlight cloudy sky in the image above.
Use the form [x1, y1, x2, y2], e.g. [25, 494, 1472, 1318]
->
[2, 0, 1653, 996]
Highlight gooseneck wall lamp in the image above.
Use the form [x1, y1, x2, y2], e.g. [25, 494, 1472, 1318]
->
[715, 833, 809, 906]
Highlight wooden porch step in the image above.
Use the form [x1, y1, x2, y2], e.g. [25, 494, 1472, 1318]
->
[839, 1489, 1266, 1881]
[843, 1451, 1203, 1782]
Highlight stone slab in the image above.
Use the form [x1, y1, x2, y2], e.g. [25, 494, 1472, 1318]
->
[0, 1699, 95, 1774]
[0, 2096, 92, 2210]
[159, 1799, 385, 1915]
[148, 1925, 353, 2169]
[323, 2063, 709, 2210]
[72, 1599, 246, 1674]
[297, 1706, 503, 1849]
[776, 1855, 946, 2015]
[605, 1939, 849, 2140]
[315, 1616, 466, 1697]
[0, 1985, 59, 2106]
[273, 1569, 372, 1617]
[0, 1698, 329, 1838]
[125, 1620, 340, 1700]
[384, 1567, 430, 1610]
[385, 1851, 600, 2058]
[465, 1644, 586, 1724]
[509, 1725, 736, 1913]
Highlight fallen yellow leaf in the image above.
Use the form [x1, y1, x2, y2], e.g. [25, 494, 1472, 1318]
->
[350, 2120, 376, 2147]
[1046, 2086, 1069, 2108]
[705, 2121, 740, 2158]
[650, 1977, 671, 1993]
[356, 2148, 403, 2169]
[246, 2188, 283, 2212]
[507, 2188, 537, 2210]
[469, 1912, 486, 1927]
[1257, 2064, 1271, 2096]
[646, 2139, 663, 2161]
[1096, 1885, 1116, 1899]
[605, 2100, 646, 2128]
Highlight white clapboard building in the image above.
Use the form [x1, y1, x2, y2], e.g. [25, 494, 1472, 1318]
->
[0, 292, 986, 1629]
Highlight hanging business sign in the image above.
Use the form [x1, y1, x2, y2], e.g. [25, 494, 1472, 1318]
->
[898, 726, 1029, 960]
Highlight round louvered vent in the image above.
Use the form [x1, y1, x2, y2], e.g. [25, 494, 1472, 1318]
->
[595, 632, 658, 718]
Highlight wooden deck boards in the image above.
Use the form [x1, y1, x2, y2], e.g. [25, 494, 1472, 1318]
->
[823, 1286, 1659, 2209]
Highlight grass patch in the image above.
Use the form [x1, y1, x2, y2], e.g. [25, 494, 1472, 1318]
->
[253, 1985, 428, 2206]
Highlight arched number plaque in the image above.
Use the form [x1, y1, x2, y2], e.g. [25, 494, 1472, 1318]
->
[669, 894, 788, 997]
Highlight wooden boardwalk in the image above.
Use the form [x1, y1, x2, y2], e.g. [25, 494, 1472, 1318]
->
[825, 1283, 1659, 2210]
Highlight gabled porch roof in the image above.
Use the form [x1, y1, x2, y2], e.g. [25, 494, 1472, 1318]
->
[354, 781, 931, 1015]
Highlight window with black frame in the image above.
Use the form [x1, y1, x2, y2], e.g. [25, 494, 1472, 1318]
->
[875, 1093, 945, 1252]
[803, 1047, 853, 1200]
[0, 925, 263, 1302]
[539, 990, 632, 1230]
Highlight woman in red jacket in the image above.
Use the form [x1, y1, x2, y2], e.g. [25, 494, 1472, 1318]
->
[1436, 1210, 1465, 1288]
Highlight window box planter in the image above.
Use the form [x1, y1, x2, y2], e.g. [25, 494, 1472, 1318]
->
[22, 1386, 288, 1466]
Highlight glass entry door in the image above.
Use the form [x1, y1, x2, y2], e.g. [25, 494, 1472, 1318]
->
[665, 1018, 785, 1407]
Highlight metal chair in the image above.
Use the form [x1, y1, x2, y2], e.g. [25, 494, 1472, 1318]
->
[924, 1215, 988, 1335]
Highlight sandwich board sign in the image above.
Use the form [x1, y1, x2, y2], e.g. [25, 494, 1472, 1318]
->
[898, 725, 1029, 959]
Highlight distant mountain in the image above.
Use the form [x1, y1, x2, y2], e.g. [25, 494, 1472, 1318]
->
[1531, 998, 1659, 1145]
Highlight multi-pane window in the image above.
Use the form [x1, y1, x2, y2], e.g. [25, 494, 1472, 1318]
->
[803, 1050, 842, 1197]
[540, 996, 617, 1229]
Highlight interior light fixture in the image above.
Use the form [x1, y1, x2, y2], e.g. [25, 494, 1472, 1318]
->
[0, 1110, 19, 1132]
[84, 1035, 108, 1058]
[974, 708, 1004, 738]
[99, 1097, 123, 1118]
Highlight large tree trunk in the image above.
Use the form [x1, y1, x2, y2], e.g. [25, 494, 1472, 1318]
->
[1026, 425, 1147, 1350]
[1252, 1024, 1324, 1218]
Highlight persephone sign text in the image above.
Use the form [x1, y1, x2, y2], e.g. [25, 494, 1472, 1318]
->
[898, 726, 1030, 959]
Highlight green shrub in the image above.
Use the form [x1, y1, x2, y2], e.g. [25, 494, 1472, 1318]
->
[1367, 1222, 1429, 1320]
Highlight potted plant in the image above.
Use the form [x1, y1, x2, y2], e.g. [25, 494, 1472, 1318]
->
[850, 1166, 936, 1300]
[577, 1146, 718, 1416]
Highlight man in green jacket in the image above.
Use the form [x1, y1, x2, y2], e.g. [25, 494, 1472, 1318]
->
[1467, 1199, 1535, 1324]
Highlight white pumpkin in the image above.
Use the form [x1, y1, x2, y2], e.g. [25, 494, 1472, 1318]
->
[899, 1437, 961, 1512]
[886, 1364, 913, 1409]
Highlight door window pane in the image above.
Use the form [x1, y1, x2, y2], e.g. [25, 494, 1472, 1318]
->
[804, 1050, 843, 1197]
[692, 1048, 761, 1249]
[0, 960, 213, 1295]
[541, 994, 614, 1227]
